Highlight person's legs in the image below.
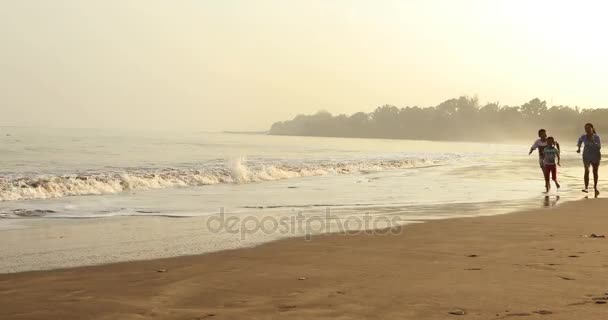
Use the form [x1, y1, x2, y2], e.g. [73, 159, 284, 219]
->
[583, 161, 591, 192]
[544, 165, 551, 192]
[592, 162, 600, 196]
[540, 158, 549, 186]
[551, 165, 560, 189]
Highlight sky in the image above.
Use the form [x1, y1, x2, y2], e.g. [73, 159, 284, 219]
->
[1, 0, 607, 131]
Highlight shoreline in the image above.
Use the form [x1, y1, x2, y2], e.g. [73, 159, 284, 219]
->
[2, 198, 608, 319]
[0, 196, 558, 274]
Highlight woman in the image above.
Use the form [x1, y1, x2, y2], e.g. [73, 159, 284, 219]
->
[577, 123, 601, 196]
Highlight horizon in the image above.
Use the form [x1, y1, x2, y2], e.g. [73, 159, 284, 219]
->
[0, 95, 596, 134]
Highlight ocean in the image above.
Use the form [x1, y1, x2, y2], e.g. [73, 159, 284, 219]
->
[1, 126, 594, 218]
[0, 127, 597, 271]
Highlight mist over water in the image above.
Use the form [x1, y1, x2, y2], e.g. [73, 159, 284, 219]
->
[270, 96, 606, 143]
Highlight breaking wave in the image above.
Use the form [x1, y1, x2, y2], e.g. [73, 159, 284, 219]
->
[0, 156, 452, 201]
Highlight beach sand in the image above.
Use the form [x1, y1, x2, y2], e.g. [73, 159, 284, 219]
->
[1, 199, 608, 319]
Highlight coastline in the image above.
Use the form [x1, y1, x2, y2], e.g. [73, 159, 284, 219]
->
[2, 198, 608, 319]
[0, 196, 555, 274]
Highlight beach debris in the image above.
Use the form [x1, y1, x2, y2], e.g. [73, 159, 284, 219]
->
[545, 248, 555, 251]
[448, 309, 466, 315]
[156, 269, 168, 273]
[467, 254, 478, 258]
[595, 300, 607, 305]
[297, 277, 307, 280]
[464, 268, 482, 271]
[559, 276, 574, 280]
[583, 233, 606, 238]
[336, 290, 346, 295]
[533, 310, 553, 315]
[567, 255, 579, 258]
[507, 312, 532, 316]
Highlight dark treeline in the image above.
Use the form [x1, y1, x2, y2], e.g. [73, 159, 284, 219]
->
[269, 97, 606, 142]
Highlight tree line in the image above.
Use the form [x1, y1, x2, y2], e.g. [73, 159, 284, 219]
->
[269, 97, 605, 142]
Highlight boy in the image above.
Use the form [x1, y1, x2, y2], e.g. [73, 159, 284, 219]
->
[543, 136, 561, 193]
[529, 129, 561, 180]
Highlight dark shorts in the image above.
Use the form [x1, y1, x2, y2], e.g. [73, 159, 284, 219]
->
[583, 160, 600, 168]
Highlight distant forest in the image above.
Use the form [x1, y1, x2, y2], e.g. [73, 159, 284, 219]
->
[269, 97, 605, 142]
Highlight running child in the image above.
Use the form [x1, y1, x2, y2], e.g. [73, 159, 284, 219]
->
[543, 136, 561, 193]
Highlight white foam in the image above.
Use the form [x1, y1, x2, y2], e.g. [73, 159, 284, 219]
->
[0, 155, 455, 201]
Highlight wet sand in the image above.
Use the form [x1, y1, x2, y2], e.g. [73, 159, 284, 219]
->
[1, 198, 608, 319]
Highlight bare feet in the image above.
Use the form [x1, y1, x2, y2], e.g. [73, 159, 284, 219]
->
[595, 189, 600, 197]
[554, 181, 560, 189]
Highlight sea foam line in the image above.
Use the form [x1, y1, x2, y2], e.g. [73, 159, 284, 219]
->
[0, 156, 448, 201]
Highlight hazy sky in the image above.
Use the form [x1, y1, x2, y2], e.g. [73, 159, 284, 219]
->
[1, 0, 607, 131]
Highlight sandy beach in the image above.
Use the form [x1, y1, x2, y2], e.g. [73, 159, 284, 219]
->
[1, 198, 608, 319]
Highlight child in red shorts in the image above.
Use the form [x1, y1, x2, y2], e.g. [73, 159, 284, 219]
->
[543, 137, 561, 193]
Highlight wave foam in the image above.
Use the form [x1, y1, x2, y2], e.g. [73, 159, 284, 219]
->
[0, 156, 447, 201]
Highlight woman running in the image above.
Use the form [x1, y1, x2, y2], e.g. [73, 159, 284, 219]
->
[577, 123, 601, 196]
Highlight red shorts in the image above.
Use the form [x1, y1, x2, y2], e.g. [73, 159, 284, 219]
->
[544, 164, 557, 180]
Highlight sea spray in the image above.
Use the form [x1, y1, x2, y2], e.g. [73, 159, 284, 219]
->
[228, 157, 251, 183]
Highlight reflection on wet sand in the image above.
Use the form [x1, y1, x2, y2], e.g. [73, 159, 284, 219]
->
[543, 195, 560, 208]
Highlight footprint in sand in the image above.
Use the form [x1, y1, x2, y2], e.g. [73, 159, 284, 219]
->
[505, 312, 532, 317]
[278, 305, 297, 312]
[592, 297, 608, 303]
[525, 264, 555, 271]
[447, 309, 466, 315]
